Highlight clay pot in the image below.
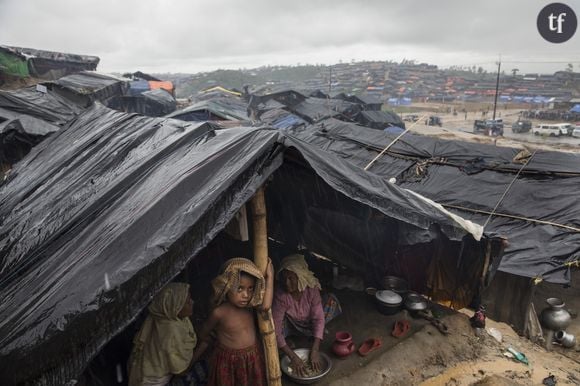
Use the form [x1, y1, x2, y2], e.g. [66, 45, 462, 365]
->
[332, 331, 355, 358]
[555, 330, 576, 348]
[540, 298, 572, 331]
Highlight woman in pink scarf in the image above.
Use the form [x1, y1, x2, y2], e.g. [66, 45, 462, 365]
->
[272, 254, 341, 377]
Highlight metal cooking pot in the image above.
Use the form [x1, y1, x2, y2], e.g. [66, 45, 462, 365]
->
[404, 292, 428, 312]
[375, 290, 403, 315]
[381, 276, 409, 294]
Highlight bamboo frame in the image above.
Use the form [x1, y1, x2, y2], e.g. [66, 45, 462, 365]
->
[250, 187, 282, 386]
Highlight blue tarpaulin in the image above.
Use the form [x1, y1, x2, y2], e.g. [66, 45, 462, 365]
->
[128, 80, 150, 96]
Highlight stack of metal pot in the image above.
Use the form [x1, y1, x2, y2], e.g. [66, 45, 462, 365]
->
[540, 297, 576, 348]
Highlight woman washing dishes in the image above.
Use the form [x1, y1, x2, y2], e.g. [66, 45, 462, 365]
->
[272, 254, 342, 377]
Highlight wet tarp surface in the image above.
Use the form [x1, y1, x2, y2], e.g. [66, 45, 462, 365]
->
[0, 107, 60, 164]
[285, 119, 580, 284]
[0, 86, 83, 126]
[142, 89, 176, 113]
[290, 97, 360, 123]
[50, 71, 128, 107]
[357, 110, 405, 129]
[167, 98, 249, 121]
[112, 89, 177, 117]
[0, 45, 99, 79]
[0, 102, 492, 385]
[259, 108, 307, 129]
[0, 104, 282, 385]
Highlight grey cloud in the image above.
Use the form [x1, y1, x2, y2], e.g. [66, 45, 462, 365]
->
[0, 0, 578, 73]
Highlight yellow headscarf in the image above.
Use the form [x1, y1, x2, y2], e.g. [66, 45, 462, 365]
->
[211, 257, 265, 308]
[128, 282, 197, 386]
[278, 254, 321, 292]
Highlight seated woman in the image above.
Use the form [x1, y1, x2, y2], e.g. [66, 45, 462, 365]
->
[272, 254, 341, 377]
[128, 282, 198, 386]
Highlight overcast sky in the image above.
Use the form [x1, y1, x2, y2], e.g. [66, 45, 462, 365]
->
[1, 0, 579, 75]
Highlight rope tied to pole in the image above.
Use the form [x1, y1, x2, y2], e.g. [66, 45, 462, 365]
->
[482, 149, 537, 229]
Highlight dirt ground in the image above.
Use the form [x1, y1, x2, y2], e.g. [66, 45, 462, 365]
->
[280, 288, 580, 386]
[401, 105, 580, 154]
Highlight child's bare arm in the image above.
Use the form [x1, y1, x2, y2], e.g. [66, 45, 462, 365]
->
[258, 258, 274, 312]
[190, 307, 221, 363]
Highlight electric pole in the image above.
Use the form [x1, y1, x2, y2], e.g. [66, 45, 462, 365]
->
[492, 57, 501, 121]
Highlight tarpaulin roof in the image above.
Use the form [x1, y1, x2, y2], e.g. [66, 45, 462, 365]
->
[49, 71, 128, 107]
[0, 104, 282, 385]
[290, 97, 360, 123]
[109, 89, 177, 117]
[259, 108, 307, 129]
[0, 107, 60, 164]
[0, 46, 100, 80]
[148, 80, 174, 93]
[333, 93, 382, 105]
[0, 104, 487, 385]
[0, 46, 99, 66]
[358, 110, 404, 126]
[142, 88, 176, 106]
[167, 98, 249, 121]
[128, 79, 150, 96]
[286, 119, 580, 284]
[0, 85, 83, 126]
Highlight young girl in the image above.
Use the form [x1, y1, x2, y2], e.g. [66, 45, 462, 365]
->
[192, 257, 273, 386]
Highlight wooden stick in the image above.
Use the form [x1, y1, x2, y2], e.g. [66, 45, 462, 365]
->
[364, 114, 428, 171]
[441, 203, 580, 232]
[250, 187, 282, 386]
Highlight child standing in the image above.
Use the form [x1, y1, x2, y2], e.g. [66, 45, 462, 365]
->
[192, 257, 273, 386]
[128, 282, 197, 386]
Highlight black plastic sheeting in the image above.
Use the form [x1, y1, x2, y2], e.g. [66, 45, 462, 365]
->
[48, 71, 129, 107]
[283, 135, 481, 242]
[0, 104, 283, 385]
[0, 86, 83, 126]
[290, 97, 360, 123]
[110, 89, 177, 117]
[286, 119, 580, 284]
[0, 102, 494, 385]
[167, 98, 249, 122]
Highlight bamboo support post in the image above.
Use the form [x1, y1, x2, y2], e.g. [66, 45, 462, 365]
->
[250, 187, 282, 386]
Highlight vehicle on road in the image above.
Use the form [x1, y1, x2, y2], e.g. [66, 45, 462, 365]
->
[474, 119, 504, 136]
[425, 116, 442, 126]
[571, 123, 580, 138]
[532, 123, 572, 137]
[511, 120, 532, 134]
[403, 114, 419, 122]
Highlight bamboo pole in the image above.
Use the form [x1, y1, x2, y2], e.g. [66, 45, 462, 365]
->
[250, 187, 282, 386]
